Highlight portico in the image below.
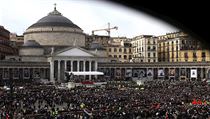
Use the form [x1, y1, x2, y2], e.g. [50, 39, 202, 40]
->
[49, 47, 98, 82]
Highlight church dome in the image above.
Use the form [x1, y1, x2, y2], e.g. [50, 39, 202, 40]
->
[28, 7, 81, 29]
[24, 5, 85, 47]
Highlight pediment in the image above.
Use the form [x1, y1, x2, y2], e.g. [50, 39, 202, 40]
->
[56, 47, 94, 57]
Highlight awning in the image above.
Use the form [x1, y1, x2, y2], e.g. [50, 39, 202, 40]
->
[66, 71, 104, 76]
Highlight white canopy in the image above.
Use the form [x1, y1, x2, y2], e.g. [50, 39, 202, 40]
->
[66, 71, 104, 76]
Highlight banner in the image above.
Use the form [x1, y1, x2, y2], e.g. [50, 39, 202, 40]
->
[3, 69, 9, 79]
[158, 69, 165, 77]
[132, 69, 139, 77]
[0, 69, 2, 79]
[191, 69, 197, 78]
[139, 69, 146, 78]
[180, 68, 186, 76]
[116, 68, 121, 77]
[33, 69, 40, 78]
[24, 68, 30, 79]
[125, 69, 132, 78]
[169, 68, 175, 77]
[13, 69, 19, 79]
[132, 69, 146, 78]
[104, 68, 110, 77]
[147, 69, 153, 78]
[208, 70, 210, 79]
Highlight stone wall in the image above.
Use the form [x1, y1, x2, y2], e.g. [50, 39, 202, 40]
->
[24, 26, 85, 46]
[19, 48, 44, 56]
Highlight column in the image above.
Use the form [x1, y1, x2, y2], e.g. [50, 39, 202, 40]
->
[89, 61, 92, 80]
[95, 61, 98, 79]
[83, 60, 86, 71]
[71, 60, 73, 72]
[77, 60, 80, 72]
[50, 60, 54, 83]
[200, 68, 203, 79]
[83, 60, 86, 79]
[64, 60, 67, 81]
[58, 60, 61, 82]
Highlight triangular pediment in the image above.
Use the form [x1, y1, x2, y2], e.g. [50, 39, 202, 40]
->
[56, 47, 94, 57]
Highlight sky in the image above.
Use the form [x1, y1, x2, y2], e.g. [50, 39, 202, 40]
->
[0, 0, 179, 38]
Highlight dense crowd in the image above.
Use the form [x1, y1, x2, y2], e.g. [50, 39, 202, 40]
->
[0, 80, 210, 119]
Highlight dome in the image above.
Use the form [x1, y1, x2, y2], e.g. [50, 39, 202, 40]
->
[24, 5, 85, 47]
[28, 7, 81, 29]
[22, 40, 42, 48]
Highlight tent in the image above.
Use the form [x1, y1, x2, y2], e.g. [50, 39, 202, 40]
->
[66, 71, 104, 76]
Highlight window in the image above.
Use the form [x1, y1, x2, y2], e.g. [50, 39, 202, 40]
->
[124, 55, 127, 59]
[202, 52, 206, 57]
[109, 48, 111, 52]
[193, 52, 197, 58]
[153, 53, 156, 57]
[153, 59, 156, 62]
[148, 53, 150, 58]
[148, 59, 150, 62]
[153, 46, 156, 50]
[184, 52, 188, 58]
[114, 55, 117, 58]
[114, 48, 117, 52]
[147, 46, 150, 50]
[148, 40, 150, 44]
[119, 48, 122, 52]
[124, 49, 127, 53]
[119, 55, 121, 58]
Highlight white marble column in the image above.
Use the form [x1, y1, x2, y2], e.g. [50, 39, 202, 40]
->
[83, 60, 86, 79]
[83, 60, 86, 71]
[95, 61, 98, 79]
[58, 60, 61, 82]
[50, 60, 55, 83]
[89, 61, 92, 80]
[77, 60, 80, 72]
[71, 60, 73, 72]
[64, 60, 67, 81]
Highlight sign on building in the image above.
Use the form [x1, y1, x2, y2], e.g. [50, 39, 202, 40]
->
[158, 68, 165, 78]
[191, 69, 197, 78]
[125, 69, 132, 78]
[169, 68, 175, 77]
[13, 68, 19, 79]
[24, 68, 30, 79]
[147, 68, 153, 78]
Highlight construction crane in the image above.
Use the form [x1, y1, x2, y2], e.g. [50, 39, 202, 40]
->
[92, 23, 118, 37]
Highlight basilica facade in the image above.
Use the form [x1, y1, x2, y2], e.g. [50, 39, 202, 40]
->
[1, 7, 210, 85]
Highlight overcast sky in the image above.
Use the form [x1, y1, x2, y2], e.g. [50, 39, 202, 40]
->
[0, 0, 178, 38]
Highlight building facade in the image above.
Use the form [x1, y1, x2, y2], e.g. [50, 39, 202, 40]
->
[106, 37, 133, 62]
[10, 33, 24, 48]
[85, 35, 110, 48]
[0, 26, 16, 60]
[131, 35, 158, 62]
[158, 32, 210, 62]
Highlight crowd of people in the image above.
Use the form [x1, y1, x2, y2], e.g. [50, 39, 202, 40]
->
[0, 79, 209, 119]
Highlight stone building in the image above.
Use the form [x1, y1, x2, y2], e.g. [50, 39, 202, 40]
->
[106, 37, 133, 62]
[0, 6, 110, 85]
[158, 32, 210, 62]
[10, 33, 24, 48]
[131, 35, 158, 62]
[0, 26, 16, 60]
